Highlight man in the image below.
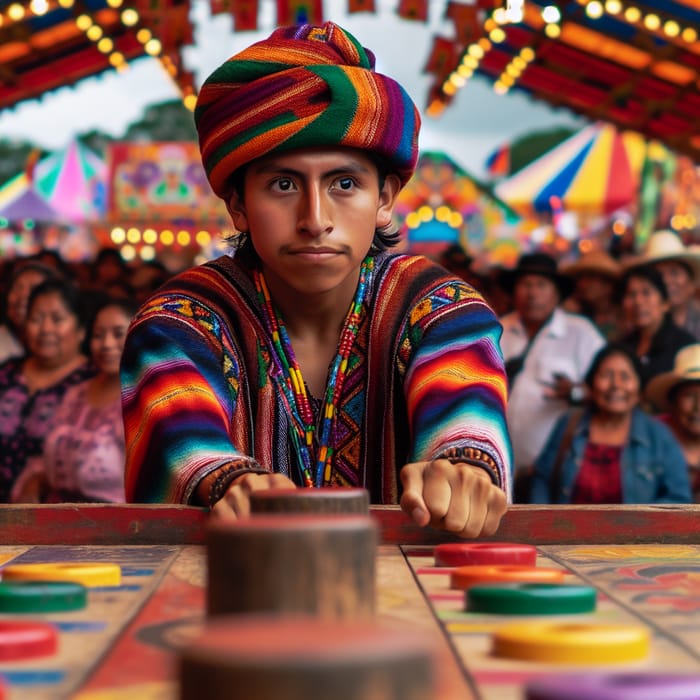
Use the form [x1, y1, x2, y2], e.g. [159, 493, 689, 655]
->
[499, 253, 605, 501]
[121, 22, 512, 538]
[634, 230, 700, 340]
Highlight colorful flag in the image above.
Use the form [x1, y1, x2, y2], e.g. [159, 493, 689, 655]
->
[233, 0, 258, 29]
[397, 0, 428, 22]
[486, 143, 511, 178]
[423, 36, 459, 79]
[210, 0, 232, 15]
[347, 0, 375, 13]
[445, 2, 482, 45]
[276, 0, 323, 25]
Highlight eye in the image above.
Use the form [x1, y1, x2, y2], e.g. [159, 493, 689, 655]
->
[334, 177, 356, 191]
[271, 177, 296, 192]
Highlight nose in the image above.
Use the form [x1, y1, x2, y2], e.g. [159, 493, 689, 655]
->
[297, 184, 332, 237]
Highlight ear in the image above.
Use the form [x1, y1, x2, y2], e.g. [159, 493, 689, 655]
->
[375, 174, 402, 230]
[226, 191, 249, 233]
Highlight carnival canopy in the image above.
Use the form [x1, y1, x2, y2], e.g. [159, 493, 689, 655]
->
[494, 122, 656, 217]
[395, 150, 520, 257]
[1, 0, 698, 167]
[425, 0, 700, 162]
[34, 140, 107, 222]
[0, 173, 59, 222]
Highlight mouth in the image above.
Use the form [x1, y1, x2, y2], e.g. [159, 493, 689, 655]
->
[290, 247, 342, 255]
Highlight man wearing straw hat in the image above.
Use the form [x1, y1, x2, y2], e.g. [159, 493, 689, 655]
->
[560, 249, 622, 341]
[645, 343, 700, 501]
[632, 230, 700, 340]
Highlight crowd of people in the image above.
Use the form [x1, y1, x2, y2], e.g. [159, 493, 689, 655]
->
[0, 20, 698, 525]
[0, 251, 169, 504]
[1, 225, 698, 509]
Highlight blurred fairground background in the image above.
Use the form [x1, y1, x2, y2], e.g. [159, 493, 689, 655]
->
[0, 0, 698, 273]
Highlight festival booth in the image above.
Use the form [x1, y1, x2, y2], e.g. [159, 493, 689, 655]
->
[0, 139, 106, 260]
[102, 141, 231, 271]
[492, 122, 676, 258]
[395, 151, 522, 268]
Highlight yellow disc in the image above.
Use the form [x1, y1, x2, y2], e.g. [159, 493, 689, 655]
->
[493, 622, 650, 664]
[1, 563, 121, 588]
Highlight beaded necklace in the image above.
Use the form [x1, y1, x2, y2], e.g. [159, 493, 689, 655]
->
[253, 256, 374, 487]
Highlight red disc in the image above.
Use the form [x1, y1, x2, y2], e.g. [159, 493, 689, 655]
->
[434, 543, 537, 567]
[0, 621, 58, 661]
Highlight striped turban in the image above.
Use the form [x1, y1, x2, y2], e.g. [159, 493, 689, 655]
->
[195, 22, 421, 200]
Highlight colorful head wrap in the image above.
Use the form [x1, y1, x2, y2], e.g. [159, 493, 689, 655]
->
[195, 22, 421, 200]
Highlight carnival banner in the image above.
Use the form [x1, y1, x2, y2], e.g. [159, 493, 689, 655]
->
[106, 142, 229, 228]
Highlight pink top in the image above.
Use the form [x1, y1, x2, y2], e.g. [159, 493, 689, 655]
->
[19, 382, 126, 503]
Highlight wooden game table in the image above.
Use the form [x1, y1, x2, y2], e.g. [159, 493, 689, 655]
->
[1, 503, 699, 699]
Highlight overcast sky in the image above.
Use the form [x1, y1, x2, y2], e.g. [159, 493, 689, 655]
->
[0, 0, 585, 177]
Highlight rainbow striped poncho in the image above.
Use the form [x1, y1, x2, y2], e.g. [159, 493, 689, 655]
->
[120, 252, 512, 504]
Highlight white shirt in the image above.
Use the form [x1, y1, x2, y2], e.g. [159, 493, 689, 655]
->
[0, 325, 23, 365]
[500, 307, 605, 471]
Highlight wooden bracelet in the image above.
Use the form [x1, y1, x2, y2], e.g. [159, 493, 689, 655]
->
[208, 461, 261, 508]
[436, 447, 501, 487]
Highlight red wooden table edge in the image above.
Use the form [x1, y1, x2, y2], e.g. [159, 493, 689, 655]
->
[1, 503, 699, 545]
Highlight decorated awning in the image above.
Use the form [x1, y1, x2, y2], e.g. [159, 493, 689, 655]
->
[494, 121, 658, 216]
[0, 0, 195, 112]
[425, 0, 700, 162]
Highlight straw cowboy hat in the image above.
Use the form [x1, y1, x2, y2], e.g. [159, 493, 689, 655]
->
[625, 230, 700, 281]
[645, 344, 700, 412]
[560, 250, 621, 279]
[499, 252, 575, 298]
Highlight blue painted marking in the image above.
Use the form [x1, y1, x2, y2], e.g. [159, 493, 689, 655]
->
[120, 568, 155, 577]
[54, 621, 107, 633]
[91, 584, 141, 593]
[1, 669, 65, 685]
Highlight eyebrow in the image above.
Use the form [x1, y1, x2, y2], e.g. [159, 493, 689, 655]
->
[251, 162, 373, 178]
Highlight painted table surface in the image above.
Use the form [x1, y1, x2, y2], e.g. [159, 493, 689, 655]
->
[0, 504, 699, 699]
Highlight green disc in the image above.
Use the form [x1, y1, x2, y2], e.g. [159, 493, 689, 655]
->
[0, 580, 88, 613]
[466, 583, 597, 615]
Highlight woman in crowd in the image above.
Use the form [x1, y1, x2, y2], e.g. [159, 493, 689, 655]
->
[12, 297, 137, 503]
[0, 278, 93, 502]
[645, 344, 700, 502]
[0, 261, 59, 364]
[617, 264, 695, 388]
[531, 343, 691, 504]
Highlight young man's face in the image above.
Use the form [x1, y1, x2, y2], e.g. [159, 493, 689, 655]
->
[227, 147, 400, 298]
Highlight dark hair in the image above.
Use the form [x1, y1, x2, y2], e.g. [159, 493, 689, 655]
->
[668, 380, 700, 406]
[2, 261, 61, 325]
[226, 151, 401, 255]
[85, 296, 139, 349]
[584, 342, 644, 389]
[617, 264, 669, 303]
[26, 278, 89, 329]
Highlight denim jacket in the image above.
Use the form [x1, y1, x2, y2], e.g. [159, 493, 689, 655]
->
[531, 407, 692, 504]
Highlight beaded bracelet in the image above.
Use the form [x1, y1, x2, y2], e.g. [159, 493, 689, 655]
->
[207, 460, 262, 509]
[436, 446, 501, 488]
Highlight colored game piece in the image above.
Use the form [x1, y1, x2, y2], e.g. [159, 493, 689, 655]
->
[250, 487, 370, 515]
[466, 582, 597, 615]
[179, 616, 437, 700]
[206, 515, 377, 619]
[493, 622, 650, 664]
[0, 621, 58, 661]
[434, 542, 537, 567]
[526, 672, 700, 700]
[1, 562, 121, 588]
[450, 564, 565, 590]
[0, 580, 87, 613]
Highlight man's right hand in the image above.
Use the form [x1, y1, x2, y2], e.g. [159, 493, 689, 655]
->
[210, 472, 297, 520]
